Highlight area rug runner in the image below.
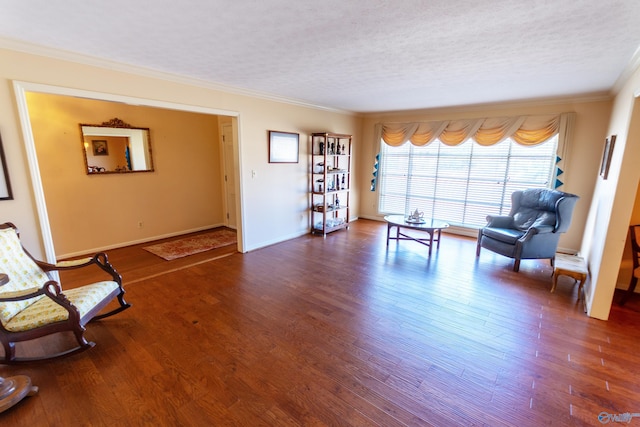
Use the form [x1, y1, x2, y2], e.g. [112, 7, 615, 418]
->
[143, 229, 236, 261]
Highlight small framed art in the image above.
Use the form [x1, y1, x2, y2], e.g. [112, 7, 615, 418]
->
[268, 131, 299, 163]
[0, 133, 13, 200]
[92, 140, 109, 156]
[600, 135, 616, 180]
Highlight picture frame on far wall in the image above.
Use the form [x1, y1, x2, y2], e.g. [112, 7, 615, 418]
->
[0, 133, 13, 200]
[92, 139, 109, 156]
[268, 130, 299, 163]
[600, 135, 616, 180]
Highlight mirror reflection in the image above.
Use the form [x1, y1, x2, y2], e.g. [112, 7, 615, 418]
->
[80, 118, 154, 174]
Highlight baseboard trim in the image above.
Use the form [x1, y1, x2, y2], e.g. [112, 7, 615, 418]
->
[57, 223, 226, 260]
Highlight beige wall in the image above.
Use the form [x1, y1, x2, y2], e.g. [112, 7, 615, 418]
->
[357, 99, 613, 253]
[583, 67, 640, 319]
[26, 92, 224, 257]
[3, 45, 638, 321]
[0, 47, 361, 260]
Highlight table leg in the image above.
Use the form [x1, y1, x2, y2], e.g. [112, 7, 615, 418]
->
[428, 230, 434, 256]
[436, 229, 442, 249]
[387, 223, 392, 246]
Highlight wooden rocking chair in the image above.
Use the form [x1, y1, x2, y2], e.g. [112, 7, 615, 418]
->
[0, 222, 130, 364]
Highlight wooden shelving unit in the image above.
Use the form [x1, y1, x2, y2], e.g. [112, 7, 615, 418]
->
[310, 132, 351, 237]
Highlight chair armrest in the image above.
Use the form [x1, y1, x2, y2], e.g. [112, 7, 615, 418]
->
[36, 253, 122, 285]
[520, 224, 555, 241]
[485, 215, 515, 228]
[36, 256, 95, 271]
[0, 286, 44, 301]
[55, 257, 94, 268]
[0, 281, 80, 325]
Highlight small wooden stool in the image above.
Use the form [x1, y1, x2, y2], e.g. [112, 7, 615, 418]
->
[552, 253, 587, 299]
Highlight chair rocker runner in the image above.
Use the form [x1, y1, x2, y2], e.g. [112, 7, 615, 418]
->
[0, 222, 130, 364]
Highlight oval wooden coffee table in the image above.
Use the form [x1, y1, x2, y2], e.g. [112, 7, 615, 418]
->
[384, 215, 449, 256]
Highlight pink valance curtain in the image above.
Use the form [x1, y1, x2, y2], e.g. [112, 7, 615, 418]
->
[380, 114, 564, 147]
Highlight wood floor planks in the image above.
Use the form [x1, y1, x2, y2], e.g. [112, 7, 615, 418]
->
[2, 219, 640, 426]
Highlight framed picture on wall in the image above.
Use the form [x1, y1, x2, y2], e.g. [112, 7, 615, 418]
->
[600, 135, 616, 180]
[92, 139, 109, 156]
[268, 130, 299, 163]
[0, 133, 13, 200]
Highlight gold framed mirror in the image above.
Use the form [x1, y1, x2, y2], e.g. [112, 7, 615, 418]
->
[80, 118, 154, 174]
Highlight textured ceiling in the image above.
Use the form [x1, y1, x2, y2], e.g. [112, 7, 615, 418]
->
[1, 0, 640, 113]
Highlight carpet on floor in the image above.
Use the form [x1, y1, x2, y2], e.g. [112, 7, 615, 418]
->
[143, 229, 236, 260]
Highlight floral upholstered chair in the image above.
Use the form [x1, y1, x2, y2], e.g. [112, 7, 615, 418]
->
[0, 222, 130, 364]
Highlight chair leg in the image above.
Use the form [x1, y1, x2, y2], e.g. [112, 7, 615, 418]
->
[620, 276, 639, 306]
[72, 325, 93, 351]
[0, 340, 16, 364]
[476, 231, 483, 257]
[513, 259, 520, 272]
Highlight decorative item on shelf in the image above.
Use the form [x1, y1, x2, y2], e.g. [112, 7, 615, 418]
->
[314, 162, 325, 173]
[316, 178, 324, 192]
[319, 141, 324, 155]
[336, 143, 341, 155]
[314, 217, 346, 230]
[341, 174, 345, 189]
[330, 142, 335, 154]
[335, 196, 340, 208]
[342, 144, 346, 154]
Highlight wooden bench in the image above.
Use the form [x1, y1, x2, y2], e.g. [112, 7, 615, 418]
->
[551, 253, 587, 299]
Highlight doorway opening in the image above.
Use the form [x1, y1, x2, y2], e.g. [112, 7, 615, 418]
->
[13, 81, 244, 262]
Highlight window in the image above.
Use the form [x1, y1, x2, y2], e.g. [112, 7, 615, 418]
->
[378, 135, 558, 228]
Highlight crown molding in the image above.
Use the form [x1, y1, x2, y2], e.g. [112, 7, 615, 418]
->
[363, 92, 612, 119]
[0, 37, 355, 116]
[613, 44, 640, 96]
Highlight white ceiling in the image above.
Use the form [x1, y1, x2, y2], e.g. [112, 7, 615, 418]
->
[1, 0, 640, 113]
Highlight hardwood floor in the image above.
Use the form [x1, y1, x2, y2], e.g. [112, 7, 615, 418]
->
[2, 219, 640, 426]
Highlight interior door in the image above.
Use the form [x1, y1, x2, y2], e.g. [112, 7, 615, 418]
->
[222, 123, 237, 229]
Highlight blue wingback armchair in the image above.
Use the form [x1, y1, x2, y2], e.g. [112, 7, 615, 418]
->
[476, 188, 579, 271]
